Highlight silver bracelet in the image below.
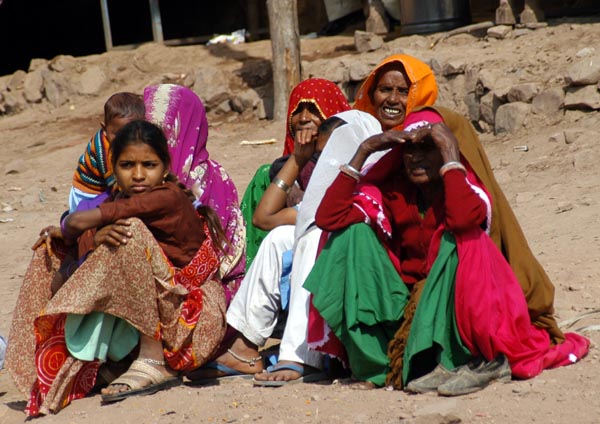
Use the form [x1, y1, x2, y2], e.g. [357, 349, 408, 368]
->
[339, 163, 361, 181]
[272, 177, 292, 194]
[439, 161, 467, 177]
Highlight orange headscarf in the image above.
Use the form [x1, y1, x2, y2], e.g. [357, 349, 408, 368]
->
[353, 54, 438, 130]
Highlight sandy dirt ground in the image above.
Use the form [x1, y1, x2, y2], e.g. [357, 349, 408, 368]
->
[1, 16, 599, 424]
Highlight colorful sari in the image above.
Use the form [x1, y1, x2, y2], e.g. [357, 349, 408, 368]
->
[144, 84, 245, 303]
[6, 219, 226, 416]
[303, 54, 440, 357]
[304, 107, 590, 388]
[240, 164, 272, 270]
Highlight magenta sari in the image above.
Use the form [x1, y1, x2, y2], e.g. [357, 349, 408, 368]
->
[144, 84, 245, 303]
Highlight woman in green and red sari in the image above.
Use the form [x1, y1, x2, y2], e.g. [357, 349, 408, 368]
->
[305, 107, 590, 393]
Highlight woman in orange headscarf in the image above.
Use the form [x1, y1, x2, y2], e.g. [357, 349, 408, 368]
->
[354, 54, 438, 131]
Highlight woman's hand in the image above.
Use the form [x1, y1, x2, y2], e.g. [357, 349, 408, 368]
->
[358, 130, 408, 155]
[93, 219, 133, 247]
[293, 127, 318, 165]
[348, 130, 408, 171]
[404, 123, 461, 163]
[32, 225, 64, 251]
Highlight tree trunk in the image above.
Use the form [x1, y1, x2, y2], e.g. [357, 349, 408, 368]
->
[267, 0, 301, 121]
[245, 0, 260, 41]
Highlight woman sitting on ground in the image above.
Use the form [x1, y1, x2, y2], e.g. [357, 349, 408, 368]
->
[190, 114, 348, 381]
[240, 78, 350, 268]
[305, 107, 590, 393]
[253, 53, 440, 386]
[144, 83, 246, 303]
[6, 120, 229, 416]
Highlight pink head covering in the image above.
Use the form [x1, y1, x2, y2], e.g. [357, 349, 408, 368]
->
[144, 84, 209, 186]
[144, 84, 245, 301]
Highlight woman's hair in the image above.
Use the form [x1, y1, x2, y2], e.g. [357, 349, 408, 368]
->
[111, 120, 198, 201]
[104, 92, 145, 124]
[318, 115, 347, 135]
[111, 120, 171, 170]
[196, 205, 229, 256]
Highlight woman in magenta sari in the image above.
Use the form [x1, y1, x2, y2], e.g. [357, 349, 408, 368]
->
[144, 84, 246, 302]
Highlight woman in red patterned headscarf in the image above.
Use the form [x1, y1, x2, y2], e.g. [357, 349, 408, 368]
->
[282, 78, 351, 155]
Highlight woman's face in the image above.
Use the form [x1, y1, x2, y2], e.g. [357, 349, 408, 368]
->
[372, 66, 410, 131]
[290, 102, 323, 140]
[402, 139, 445, 186]
[114, 142, 167, 197]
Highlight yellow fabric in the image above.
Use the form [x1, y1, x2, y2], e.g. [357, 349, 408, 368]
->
[353, 54, 438, 129]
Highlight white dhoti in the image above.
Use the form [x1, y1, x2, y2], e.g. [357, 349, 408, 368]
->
[226, 225, 294, 346]
[278, 227, 324, 369]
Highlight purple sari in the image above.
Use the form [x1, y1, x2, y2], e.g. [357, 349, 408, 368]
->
[144, 84, 246, 303]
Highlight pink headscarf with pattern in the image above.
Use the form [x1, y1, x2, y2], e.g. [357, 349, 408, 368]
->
[144, 84, 245, 302]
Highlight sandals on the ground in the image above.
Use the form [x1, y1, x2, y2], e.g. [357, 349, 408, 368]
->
[101, 358, 182, 403]
[185, 349, 262, 385]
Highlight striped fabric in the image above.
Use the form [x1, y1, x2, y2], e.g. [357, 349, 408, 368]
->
[72, 129, 115, 194]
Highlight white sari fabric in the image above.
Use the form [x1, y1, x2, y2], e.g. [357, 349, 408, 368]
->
[295, 110, 386, 241]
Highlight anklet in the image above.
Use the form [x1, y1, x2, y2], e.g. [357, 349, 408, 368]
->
[227, 349, 262, 367]
[139, 357, 166, 366]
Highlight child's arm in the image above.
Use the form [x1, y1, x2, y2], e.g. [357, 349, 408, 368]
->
[63, 207, 103, 237]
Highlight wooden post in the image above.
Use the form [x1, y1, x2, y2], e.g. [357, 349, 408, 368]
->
[148, 0, 164, 44]
[246, 0, 260, 41]
[267, 0, 301, 121]
[99, 0, 113, 51]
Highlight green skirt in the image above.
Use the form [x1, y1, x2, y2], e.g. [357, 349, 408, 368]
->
[304, 224, 470, 386]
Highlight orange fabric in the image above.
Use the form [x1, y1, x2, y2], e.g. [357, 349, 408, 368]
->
[353, 54, 438, 130]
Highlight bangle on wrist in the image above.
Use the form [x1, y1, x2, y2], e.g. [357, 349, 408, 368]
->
[339, 163, 361, 181]
[439, 161, 467, 177]
[272, 177, 292, 194]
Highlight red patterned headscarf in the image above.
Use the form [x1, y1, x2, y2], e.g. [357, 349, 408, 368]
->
[283, 78, 351, 155]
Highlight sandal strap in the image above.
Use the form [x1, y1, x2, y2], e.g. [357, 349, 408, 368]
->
[110, 359, 167, 389]
[227, 349, 262, 366]
[137, 357, 166, 366]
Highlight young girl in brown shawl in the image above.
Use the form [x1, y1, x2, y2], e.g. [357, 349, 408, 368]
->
[6, 120, 229, 415]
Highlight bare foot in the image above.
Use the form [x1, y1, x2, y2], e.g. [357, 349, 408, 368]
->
[253, 360, 314, 383]
[186, 334, 264, 380]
